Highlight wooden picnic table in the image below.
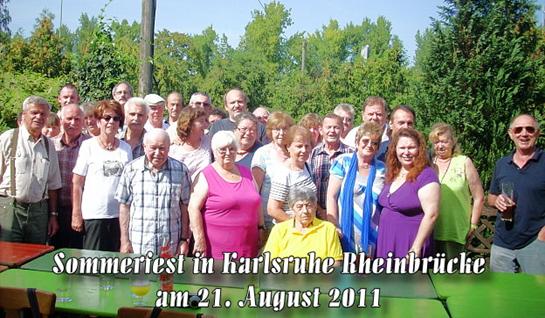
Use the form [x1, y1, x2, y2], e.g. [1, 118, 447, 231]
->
[0, 240, 54, 267]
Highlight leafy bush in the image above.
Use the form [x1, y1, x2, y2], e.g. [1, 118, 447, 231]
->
[0, 71, 65, 133]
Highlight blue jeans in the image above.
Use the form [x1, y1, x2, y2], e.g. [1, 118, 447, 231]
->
[490, 239, 545, 274]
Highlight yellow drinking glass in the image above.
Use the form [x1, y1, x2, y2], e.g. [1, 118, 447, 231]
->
[131, 277, 151, 306]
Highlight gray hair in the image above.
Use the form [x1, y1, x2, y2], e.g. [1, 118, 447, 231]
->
[81, 102, 96, 116]
[124, 97, 149, 115]
[143, 128, 170, 145]
[60, 104, 84, 118]
[22, 96, 51, 112]
[509, 113, 540, 130]
[189, 92, 211, 104]
[211, 130, 239, 152]
[234, 112, 258, 128]
[334, 103, 355, 117]
[288, 187, 317, 209]
[253, 106, 270, 115]
[111, 81, 133, 97]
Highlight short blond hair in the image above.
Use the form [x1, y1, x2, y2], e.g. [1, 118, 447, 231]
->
[355, 121, 382, 145]
[428, 122, 460, 155]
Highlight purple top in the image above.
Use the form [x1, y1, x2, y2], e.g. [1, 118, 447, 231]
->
[201, 164, 260, 259]
[376, 166, 439, 258]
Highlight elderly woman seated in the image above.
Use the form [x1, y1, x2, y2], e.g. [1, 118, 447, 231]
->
[263, 187, 343, 263]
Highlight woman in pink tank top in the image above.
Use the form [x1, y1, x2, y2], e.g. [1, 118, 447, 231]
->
[188, 131, 264, 259]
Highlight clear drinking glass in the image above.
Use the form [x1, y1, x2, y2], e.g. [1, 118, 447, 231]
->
[99, 275, 114, 291]
[56, 273, 72, 303]
[131, 276, 151, 306]
[501, 181, 515, 221]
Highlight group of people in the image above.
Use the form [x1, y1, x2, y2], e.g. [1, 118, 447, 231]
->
[0, 83, 543, 275]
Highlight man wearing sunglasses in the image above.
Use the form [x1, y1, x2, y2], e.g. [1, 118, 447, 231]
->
[488, 114, 545, 274]
[188, 92, 213, 116]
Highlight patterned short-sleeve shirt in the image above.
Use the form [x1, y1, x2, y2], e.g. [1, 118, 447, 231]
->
[115, 156, 191, 255]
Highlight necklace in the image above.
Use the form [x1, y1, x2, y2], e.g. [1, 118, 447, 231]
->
[98, 136, 116, 151]
[359, 162, 370, 169]
[434, 157, 452, 183]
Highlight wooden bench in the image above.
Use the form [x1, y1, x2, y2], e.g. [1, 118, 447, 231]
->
[465, 205, 496, 265]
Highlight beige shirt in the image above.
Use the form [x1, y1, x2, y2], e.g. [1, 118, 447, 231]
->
[0, 127, 62, 203]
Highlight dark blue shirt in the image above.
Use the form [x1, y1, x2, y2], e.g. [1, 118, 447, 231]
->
[236, 141, 262, 169]
[489, 148, 545, 249]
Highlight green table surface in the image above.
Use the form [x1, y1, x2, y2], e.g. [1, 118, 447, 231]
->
[0, 269, 248, 317]
[1, 268, 450, 318]
[21, 248, 257, 289]
[430, 271, 545, 300]
[220, 295, 449, 318]
[446, 295, 545, 318]
[21, 248, 138, 272]
[259, 270, 437, 299]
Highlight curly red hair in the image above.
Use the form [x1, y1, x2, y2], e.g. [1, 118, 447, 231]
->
[385, 128, 429, 183]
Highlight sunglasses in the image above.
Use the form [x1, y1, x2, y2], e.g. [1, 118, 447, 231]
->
[512, 126, 536, 134]
[102, 115, 121, 122]
[360, 138, 380, 147]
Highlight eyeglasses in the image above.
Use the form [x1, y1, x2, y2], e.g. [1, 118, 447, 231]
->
[272, 127, 287, 133]
[237, 127, 257, 134]
[218, 146, 236, 155]
[102, 115, 121, 122]
[513, 126, 536, 134]
[360, 138, 380, 147]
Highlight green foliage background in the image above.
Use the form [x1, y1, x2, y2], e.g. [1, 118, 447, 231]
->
[1, 0, 544, 186]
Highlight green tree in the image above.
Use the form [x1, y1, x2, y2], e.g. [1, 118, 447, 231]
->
[239, 1, 292, 66]
[27, 11, 70, 77]
[189, 26, 219, 78]
[416, 0, 545, 185]
[0, 71, 64, 132]
[74, 18, 129, 101]
[2, 34, 30, 73]
[72, 13, 98, 57]
[111, 19, 140, 85]
[154, 30, 194, 97]
[0, 0, 10, 43]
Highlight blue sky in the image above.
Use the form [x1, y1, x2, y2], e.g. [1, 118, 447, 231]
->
[8, 1, 544, 63]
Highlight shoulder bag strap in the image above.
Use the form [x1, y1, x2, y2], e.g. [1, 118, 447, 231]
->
[9, 128, 19, 197]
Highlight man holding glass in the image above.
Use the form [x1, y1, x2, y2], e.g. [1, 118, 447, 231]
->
[488, 114, 545, 274]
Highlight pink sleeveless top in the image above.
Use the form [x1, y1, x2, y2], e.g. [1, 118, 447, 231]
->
[201, 164, 260, 259]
